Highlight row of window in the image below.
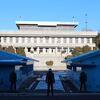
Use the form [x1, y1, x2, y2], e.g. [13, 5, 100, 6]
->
[1, 37, 92, 44]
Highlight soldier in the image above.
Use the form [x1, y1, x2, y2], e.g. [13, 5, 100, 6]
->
[80, 71, 87, 92]
[9, 71, 17, 91]
[45, 68, 55, 96]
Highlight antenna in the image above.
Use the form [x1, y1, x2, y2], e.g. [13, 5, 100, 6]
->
[85, 13, 88, 31]
[19, 16, 22, 21]
[72, 16, 75, 22]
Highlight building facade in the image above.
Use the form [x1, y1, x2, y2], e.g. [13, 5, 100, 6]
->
[0, 21, 98, 70]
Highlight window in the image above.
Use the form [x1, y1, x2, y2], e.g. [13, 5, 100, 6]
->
[57, 38, 61, 43]
[16, 37, 19, 43]
[34, 37, 37, 43]
[76, 67, 82, 71]
[22, 37, 25, 43]
[27, 37, 31, 43]
[0, 37, 1, 42]
[52, 38, 55, 43]
[63, 38, 67, 43]
[81, 38, 84, 43]
[40, 37, 43, 43]
[87, 38, 90, 43]
[9, 37, 13, 43]
[69, 38, 72, 43]
[45, 37, 49, 43]
[3, 37, 6, 42]
[75, 38, 78, 43]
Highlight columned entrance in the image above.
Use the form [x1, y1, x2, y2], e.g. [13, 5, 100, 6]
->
[24, 47, 72, 55]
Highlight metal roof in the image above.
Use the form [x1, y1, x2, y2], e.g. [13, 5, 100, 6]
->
[0, 50, 39, 65]
[63, 50, 100, 63]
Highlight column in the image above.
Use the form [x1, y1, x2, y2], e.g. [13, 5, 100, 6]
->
[1, 37, 3, 43]
[78, 38, 81, 44]
[73, 38, 75, 44]
[49, 37, 52, 44]
[49, 48, 52, 53]
[67, 38, 69, 44]
[2, 37, 5, 43]
[25, 47, 28, 52]
[43, 48, 46, 53]
[24, 37, 27, 43]
[84, 38, 87, 44]
[31, 37, 33, 43]
[7, 37, 9, 43]
[42, 37, 44, 43]
[13, 37, 16, 43]
[55, 38, 57, 44]
[90, 38, 92, 44]
[31, 47, 34, 53]
[37, 37, 40, 44]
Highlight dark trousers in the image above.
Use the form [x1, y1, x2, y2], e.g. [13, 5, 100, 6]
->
[10, 82, 16, 91]
[80, 81, 87, 91]
[47, 83, 54, 96]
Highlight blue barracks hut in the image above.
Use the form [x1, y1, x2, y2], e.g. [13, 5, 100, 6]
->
[63, 50, 100, 92]
[0, 50, 38, 91]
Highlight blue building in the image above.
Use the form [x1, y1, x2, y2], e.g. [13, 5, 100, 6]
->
[0, 50, 38, 91]
[63, 50, 100, 92]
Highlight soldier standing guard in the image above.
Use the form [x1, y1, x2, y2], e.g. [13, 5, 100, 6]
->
[45, 68, 55, 96]
[9, 71, 17, 91]
[79, 71, 87, 92]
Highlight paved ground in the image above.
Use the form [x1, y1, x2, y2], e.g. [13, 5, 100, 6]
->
[17, 71, 80, 94]
[1, 71, 100, 100]
[1, 77, 98, 100]
[1, 71, 99, 100]
[0, 93, 100, 100]
[35, 74, 65, 92]
[61, 77, 79, 93]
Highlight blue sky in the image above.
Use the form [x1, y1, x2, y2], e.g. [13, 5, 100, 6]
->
[0, 0, 100, 31]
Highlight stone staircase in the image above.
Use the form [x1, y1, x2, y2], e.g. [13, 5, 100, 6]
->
[26, 52, 66, 71]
